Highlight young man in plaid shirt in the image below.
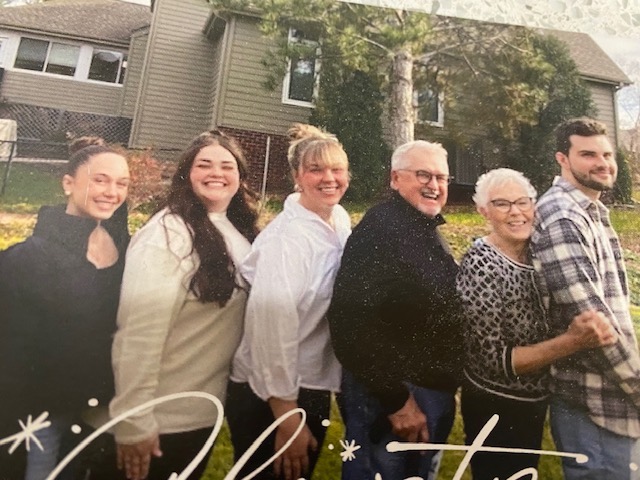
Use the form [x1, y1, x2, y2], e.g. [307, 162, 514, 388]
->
[531, 117, 640, 479]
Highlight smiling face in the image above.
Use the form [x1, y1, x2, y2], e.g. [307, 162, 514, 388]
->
[556, 134, 617, 200]
[390, 145, 449, 217]
[189, 143, 240, 213]
[295, 146, 349, 220]
[63, 152, 130, 221]
[479, 180, 534, 247]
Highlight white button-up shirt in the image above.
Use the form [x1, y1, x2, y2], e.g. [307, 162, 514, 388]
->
[231, 193, 351, 401]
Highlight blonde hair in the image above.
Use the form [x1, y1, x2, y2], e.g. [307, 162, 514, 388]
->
[287, 123, 348, 173]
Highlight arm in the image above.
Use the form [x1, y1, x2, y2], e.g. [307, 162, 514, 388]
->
[328, 224, 412, 413]
[242, 235, 316, 478]
[110, 222, 191, 478]
[268, 398, 318, 480]
[533, 217, 640, 407]
[513, 310, 616, 375]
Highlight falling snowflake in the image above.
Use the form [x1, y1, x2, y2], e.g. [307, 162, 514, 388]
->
[339, 439, 362, 462]
[0, 412, 51, 454]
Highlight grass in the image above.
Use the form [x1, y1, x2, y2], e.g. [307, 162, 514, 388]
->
[2, 164, 640, 479]
[0, 162, 65, 213]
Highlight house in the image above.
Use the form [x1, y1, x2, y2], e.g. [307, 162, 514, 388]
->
[0, 0, 631, 194]
[124, 0, 632, 195]
[0, 0, 151, 157]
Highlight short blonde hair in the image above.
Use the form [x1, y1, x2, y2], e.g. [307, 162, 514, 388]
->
[287, 123, 348, 173]
[473, 168, 537, 208]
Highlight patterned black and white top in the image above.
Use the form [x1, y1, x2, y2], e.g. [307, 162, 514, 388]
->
[457, 237, 549, 401]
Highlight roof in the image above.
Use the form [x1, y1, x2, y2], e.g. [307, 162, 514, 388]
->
[546, 29, 631, 85]
[0, 0, 151, 46]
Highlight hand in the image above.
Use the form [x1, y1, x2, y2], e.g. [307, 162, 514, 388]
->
[273, 416, 318, 480]
[117, 435, 162, 480]
[566, 309, 617, 350]
[387, 393, 429, 443]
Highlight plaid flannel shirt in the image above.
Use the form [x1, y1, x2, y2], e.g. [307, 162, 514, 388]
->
[531, 176, 640, 438]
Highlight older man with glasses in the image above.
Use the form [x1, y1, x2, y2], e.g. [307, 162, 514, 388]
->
[328, 140, 462, 480]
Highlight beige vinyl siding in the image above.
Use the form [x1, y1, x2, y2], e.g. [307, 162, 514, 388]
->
[586, 80, 619, 144]
[121, 30, 148, 118]
[1, 69, 122, 115]
[207, 33, 224, 125]
[216, 16, 311, 135]
[128, 0, 215, 150]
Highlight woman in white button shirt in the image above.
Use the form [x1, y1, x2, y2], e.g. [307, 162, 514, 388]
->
[227, 124, 351, 480]
[108, 130, 259, 480]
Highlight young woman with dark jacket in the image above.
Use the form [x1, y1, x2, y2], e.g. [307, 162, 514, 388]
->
[0, 138, 131, 480]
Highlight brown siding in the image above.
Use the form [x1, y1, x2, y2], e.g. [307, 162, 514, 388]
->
[0, 70, 123, 115]
[217, 17, 311, 135]
[121, 30, 149, 118]
[128, 0, 216, 150]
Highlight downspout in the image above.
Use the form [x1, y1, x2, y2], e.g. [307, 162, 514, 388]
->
[261, 135, 271, 203]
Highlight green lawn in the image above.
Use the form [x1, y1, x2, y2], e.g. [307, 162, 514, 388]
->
[2, 163, 640, 479]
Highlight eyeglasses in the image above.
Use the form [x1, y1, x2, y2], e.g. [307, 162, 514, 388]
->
[489, 196, 534, 213]
[397, 169, 453, 185]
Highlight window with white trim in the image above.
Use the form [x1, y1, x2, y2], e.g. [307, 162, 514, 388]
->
[413, 87, 444, 127]
[12, 37, 126, 85]
[282, 28, 319, 107]
[89, 50, 126, 84]
[14, 38, 80, 76]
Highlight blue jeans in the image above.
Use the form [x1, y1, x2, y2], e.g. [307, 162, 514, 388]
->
[25, 412, 78, 480]
[550, 397, 640, 480]
[338, 370, 455, 480]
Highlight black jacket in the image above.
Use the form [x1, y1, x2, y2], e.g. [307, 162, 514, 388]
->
[0, 204, 129, 433]
[328, 193, 462, 413]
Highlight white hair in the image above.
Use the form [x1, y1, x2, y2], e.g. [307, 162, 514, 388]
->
[473, 168, 537, 208]
[391, 140, 448, 170]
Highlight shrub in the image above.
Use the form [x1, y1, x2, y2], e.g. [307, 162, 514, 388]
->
[613, 147, 633, 204]
[126, 150, 173, 212]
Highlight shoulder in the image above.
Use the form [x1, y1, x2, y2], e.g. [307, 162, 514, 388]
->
[0, 236, 52, 292]
[128, 209, 192, 257]
[536, 185, 588, 228]
[459, 241, 502, 276]
[251, 212, 312, 256]
[351, 200, 398, 237]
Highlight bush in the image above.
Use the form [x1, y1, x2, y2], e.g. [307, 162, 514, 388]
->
[126, 150, 174, 212]
[613, 147, 633, 204]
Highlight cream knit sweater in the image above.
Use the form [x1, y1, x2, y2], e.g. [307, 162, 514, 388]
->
[110, 209, 250, 443]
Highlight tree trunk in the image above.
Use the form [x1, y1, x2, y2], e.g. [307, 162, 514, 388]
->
[389, 49, 414, 149]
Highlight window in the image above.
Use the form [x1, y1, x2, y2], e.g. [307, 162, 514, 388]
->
[14, 38, 80, 77]
[414, 87, 444, 127]
[282, 28, 319, 107]
[12, 37, 125, 85]
[89, 50, 126, 84]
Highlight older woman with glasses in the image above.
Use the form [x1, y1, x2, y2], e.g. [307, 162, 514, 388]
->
[456, 168, 616, 480]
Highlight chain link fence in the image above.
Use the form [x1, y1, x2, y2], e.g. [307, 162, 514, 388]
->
[0, 102, 132, 159]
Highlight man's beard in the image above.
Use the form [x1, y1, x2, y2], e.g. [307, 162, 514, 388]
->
[570, 165, 616, 192]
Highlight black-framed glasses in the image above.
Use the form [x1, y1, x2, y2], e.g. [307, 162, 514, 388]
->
[397, 169, 453, 185]
[489, 196, 534, 213]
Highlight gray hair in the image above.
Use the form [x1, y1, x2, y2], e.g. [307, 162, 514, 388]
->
[391, 140, 448, 170]
[473, 168, 537, 208]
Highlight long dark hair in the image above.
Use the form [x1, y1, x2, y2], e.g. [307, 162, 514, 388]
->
[163, 130, 259, 306]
